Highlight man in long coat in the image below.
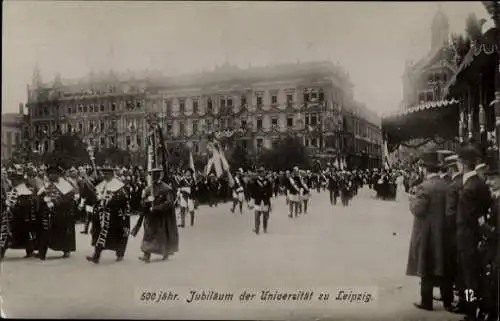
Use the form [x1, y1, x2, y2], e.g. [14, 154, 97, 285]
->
[131, 168, 178, 263]
[443, 154, 465, 313]
[456, 145, 493, 320]
[406, 150, 452, 311]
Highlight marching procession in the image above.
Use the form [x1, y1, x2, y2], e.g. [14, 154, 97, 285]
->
[0, 159, 390, 263]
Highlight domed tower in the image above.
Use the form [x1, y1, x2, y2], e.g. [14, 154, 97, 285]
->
[431, 5, 449, 51]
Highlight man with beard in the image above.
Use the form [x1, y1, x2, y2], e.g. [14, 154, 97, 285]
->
[86, 165, 129, 264]
[406, 150, 451, 311]
[37, 165, 76, 260]
[250, 167, 273, 235]
[132, 168, 178, 263]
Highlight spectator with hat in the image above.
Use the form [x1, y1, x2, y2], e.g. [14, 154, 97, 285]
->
[456, 144, 493, 320]
[443, 153, 466, 313]
[406, 149, 453, 311]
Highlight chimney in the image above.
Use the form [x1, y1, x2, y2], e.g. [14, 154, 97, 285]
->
[19, 103, 24, 115]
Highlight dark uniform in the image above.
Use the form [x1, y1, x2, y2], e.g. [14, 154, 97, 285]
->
[250, 168, 273, 234]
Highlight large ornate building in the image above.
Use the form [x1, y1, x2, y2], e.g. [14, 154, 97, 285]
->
[26, 61, 382, 168]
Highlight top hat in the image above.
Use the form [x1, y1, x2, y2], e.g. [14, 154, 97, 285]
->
[421, 150, 440, 168]
[457, 144, 480, 163]
[257, 166, 265, 172]
[46, 165, 62, 175]
[148, 168, 163, 173]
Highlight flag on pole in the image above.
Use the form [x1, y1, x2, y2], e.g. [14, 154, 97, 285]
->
[205, 138, 234, 187]
[383, 139, 391, 170]
[189, 150, 196, 180]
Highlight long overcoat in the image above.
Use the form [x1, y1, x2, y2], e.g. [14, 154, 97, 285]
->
[406, 175, 448, 277]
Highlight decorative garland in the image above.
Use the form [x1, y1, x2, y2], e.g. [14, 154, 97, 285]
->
[398, 136, 458, 149]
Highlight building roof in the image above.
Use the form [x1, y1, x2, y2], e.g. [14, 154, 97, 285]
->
[36, 61, 353, 90]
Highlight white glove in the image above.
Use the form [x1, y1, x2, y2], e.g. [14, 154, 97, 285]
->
[47, 202, 54, 209]
[43, 196, 51, 203]
[147, 196, 154, 202]
[74, 194, 80, 201]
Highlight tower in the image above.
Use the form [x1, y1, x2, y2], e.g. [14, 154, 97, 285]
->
[31, 64, 42, 89]
[431, 5, 449, 51]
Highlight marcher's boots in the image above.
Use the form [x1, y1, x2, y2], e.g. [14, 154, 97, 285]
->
[263, 213, 269, 233]
[230, 202, 236, 213]
[190, 212, 195, 226]
[138, 252, 151, 263]
[179, 212, 186, 228]
[254, 212, 260, 234]
[81, 221, 90, 234]
[62, 251, 70, 259]
[303, 201, 308, 214]
[24, 250, 34, 258]
[239, 202, 243, 214]
[86, 247, 101, 264]
[0, 247, 6, 261]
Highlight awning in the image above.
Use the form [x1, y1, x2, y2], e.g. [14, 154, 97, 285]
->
[444, 28, 498, 97]
[382, 99, 460, 151]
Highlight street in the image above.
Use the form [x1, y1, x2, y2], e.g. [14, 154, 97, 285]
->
[1, 187, 462, 320]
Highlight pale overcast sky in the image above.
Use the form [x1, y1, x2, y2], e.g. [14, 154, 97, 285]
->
[2, 1, 491, 115]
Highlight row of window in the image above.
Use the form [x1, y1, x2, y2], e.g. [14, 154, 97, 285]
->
[2, 132, 21, 146]
[33, 88, 329, 118]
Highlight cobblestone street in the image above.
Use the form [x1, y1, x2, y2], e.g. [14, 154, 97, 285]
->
[1, 188, 462, 320]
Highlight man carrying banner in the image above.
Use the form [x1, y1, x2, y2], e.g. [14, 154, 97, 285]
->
[132, 168, 178, 263]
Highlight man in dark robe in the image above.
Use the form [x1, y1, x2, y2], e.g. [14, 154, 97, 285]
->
[37, 165, 76, 260]
[132, 168, 178, 263]
[86, 166, 130, 264]
[406, 150, 452, 311]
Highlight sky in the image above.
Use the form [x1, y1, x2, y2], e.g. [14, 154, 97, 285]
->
[2, 1, 491, 116]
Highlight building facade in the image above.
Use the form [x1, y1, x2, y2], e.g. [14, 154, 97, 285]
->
[396, 6, 458, 153]
[1, 104, 28, 162]
[27, 61, 382, 168]
[402, 7, 457, 109]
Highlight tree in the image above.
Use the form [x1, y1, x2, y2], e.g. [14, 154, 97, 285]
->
[465, 13, 486, 42]
[166, 142, 190, 170]
[42, 134, 90, 168]
[450, 32, 471, 66]
[258, 135, 311, 171]
[227, 143, 253, 171]
[95, 147, 131, 166]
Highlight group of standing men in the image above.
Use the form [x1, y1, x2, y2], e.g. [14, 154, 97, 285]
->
[407, 144, 499, 321]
